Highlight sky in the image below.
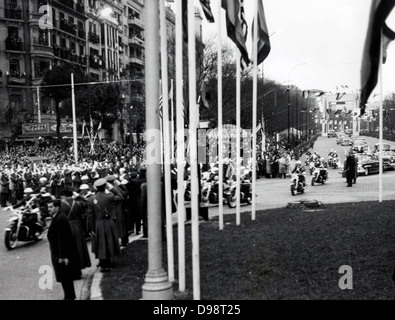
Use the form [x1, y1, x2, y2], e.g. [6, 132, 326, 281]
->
[197, 0, 395, 100]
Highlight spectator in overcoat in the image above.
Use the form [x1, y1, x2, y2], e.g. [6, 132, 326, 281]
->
[86, 178, 122, 272]
[345, 150, 356, 187]
[47, 198, 81, 300]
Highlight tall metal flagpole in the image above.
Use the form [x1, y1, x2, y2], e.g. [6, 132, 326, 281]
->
[160, 0, 174, 283]
[175, 0, 186, 293]
[217, 0, 224, 230]
[251, 0, 258, 220]
[71, 73, 78, 164]
[236, 50, 241, 225]
[141, 0, 173, 300]
[188, 0, 200, 300]
[170, 78, 175, 160]
[379, 31, 383, 203]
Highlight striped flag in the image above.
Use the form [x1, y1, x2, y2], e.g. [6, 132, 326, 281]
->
[199, 0, 215, 23]
[222, 0, 250, 70]
[252, 0, 271, 65]
[159, 86, 173, 120]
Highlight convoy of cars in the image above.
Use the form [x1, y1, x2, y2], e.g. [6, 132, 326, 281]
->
[337, 136, 395, 177]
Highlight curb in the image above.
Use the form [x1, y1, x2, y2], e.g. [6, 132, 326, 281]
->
[86, 233, 143, 300]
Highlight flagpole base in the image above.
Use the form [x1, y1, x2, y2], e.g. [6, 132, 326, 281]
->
[142, 268, 174, 300]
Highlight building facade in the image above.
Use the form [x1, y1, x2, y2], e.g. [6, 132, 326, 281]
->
[0, 0, 202, 143]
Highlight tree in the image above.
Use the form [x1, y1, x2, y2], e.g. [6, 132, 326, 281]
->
[42, 63, 87, 145]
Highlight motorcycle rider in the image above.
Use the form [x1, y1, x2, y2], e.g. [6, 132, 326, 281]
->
[6, 187, 45, 230]
[291, 160, 306, 186]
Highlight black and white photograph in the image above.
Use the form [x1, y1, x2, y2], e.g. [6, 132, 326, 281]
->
[0, 0, 394, 307]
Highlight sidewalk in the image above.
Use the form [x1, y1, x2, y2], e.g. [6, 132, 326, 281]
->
[79, 232, 144, 300]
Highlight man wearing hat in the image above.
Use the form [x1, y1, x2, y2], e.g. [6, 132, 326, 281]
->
[86, 178, 124, 272]
[106, 174, 129, 247]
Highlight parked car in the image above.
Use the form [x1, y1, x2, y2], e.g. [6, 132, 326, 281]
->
[336, 134, 344, 144]
[352, 139, 369, 153]
[339, 153, 380, 177]
[327, 129, 336, 138]
[374, 150, 395, 170]
[341, 137, 353, 146]
[344, 129, 353, 136]
[374, 143, 391, 152]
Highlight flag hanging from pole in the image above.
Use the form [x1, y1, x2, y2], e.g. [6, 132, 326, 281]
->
[199, 0, 215, 23]
[252, 0, 271, 65]
[200, 81, 210, 109]
[360, 0, 395, 116]
[222, 0, 250, 70]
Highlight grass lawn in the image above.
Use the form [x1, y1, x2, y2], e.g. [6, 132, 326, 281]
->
[100, 200, 395, 300]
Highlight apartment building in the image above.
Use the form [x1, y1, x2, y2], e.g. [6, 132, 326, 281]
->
[0, 0, 200, 142]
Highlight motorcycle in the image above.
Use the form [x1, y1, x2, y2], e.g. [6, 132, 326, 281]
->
[225, 180, 252, 208]
[4, 206, 45, 250]
[311, 166, 328, 185]
[331, 156, 340, 169]
[290, 172, 306, 196]
[207, 179, 231, 205]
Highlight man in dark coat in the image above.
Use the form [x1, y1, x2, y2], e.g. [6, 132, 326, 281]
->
[86, 178, 123, 272]
[106, 174, 128, 247]
[47, 198, 81, 300]
[345, 150, 356, 187]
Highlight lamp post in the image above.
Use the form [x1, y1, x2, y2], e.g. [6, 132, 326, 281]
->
[86, 7, 113, 151]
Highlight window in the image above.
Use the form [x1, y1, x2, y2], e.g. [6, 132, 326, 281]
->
[10, 59, 20, 76]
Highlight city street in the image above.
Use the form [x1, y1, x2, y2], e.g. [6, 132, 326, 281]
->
[1, 135, 394, 300]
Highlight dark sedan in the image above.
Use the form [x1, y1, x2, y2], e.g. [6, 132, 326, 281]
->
[339, 153, 380, 177]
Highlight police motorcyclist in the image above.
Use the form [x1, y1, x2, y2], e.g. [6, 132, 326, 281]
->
[291, 160, 306, 186]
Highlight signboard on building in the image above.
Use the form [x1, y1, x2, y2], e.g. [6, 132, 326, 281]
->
[22, 122, 73, 136]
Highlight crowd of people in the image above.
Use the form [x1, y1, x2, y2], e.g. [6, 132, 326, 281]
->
[1, 140, 151, 300]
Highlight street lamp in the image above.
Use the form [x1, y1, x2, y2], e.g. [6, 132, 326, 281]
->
[86, 7, 114, 151]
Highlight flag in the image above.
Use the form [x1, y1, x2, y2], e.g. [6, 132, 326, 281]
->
[252, 0, 271, 65]
[199, 0, 215, 23]
[182, 0, 188, 42]
[200, 80, 210, 108]
[159, 87, 173, 120]
[222, 0, 250, 70]
[360, 0, 395, 116]
[81, 119, 86, 139]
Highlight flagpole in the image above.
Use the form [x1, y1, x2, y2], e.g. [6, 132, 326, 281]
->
[160, 0, 174, 283]
[217, 0, 224, 230]
[71, 73, 78, 164]
[251, 0, 258, 220]
[236, 50, 241, 225]
[379, 31, 383, 203]
[141, 0, 173, 300]
[175, 0, 186, 293]
[188, 0, 200, 300]
[170, 78, 175, 160]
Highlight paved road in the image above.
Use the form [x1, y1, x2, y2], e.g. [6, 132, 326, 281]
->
[208, 135, 395, 218]
[1, 135, 394, 300]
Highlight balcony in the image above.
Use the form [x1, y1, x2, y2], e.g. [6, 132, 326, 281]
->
[6, 37, 25, 52]
[128, 36, 144, 48]
[128, 16, 144, 31]
[130, 57, 144, 66]
[6, 73, 27, 86]
[5, 9, 23, 20]
[89, 32, 100, 44]
[30, 43, 54, 57]
[60, 19, 77, 36]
